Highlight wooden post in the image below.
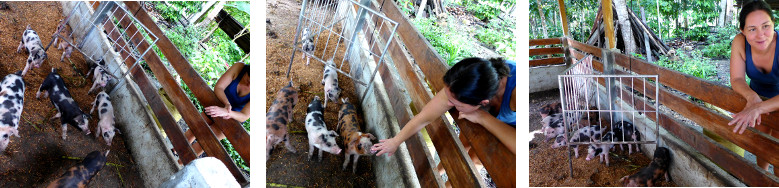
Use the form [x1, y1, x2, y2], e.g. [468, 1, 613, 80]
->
[214, 10, 250, 54]
[557, 0, 570, 37]
[603, 0, 616, 49]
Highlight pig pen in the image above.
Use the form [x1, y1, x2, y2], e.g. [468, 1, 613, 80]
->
[529, 60, 744, 186]
[0, 1, 148, 187]
[266, 0, 419, 186]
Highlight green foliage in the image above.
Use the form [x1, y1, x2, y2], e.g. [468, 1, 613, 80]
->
[412, 17, 473, 65]
[702, 26, 737, 59]
[224, 1, 251, 26]
[396, 0, 415, 15]
[655, 51, 717, 81]
[220, 138, 249, 173]
[475, 17, 516, 59]
[151, 1, 204, 23]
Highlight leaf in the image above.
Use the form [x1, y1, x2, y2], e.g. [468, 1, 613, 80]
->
[224, 1, 251, 15]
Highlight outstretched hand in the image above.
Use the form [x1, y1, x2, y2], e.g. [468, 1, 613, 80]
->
[371, 138, 400, 157]
[729, 99, 765, 134]
[205, 105, 232, 119]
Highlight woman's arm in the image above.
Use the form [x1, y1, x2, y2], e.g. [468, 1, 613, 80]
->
[458, 110, 516, 153]
[371, 88, 452, 156]
[228, 101, 250, 122]
[214, 63, 245, 109]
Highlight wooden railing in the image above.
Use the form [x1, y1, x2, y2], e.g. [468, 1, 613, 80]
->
[95, 2, 249, 184]
[369, 1, 516, 187]
[562, 37, 779, 186]
[530, 38, 565, 67]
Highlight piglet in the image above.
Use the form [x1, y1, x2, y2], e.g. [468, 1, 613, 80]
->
[613, 120, 641, 154]
[47, 150, 109, 188]
[321, 59, 341, 108]
[90, 91, 120, 146]
[266, 81, 298, 161]
[586, 131, 616, 166]
[17, 25, 47, 76]
[620, 147, 672, 186]
[552, 125, 602, 158]
[301, 28, 315, 66]
[337, 98, 376, 173]
[87, 66, 112, 94]
[55, 35, 75, 62]
[542, 113, 564, 142]
[37, 68, 91, 140]
[539, 102, 561, 119]
[0, 71, 24, 153]
[305, 96, 342, 161]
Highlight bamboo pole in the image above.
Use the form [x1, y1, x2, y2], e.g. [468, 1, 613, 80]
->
[603, 0, 615, 49]
[557, 0, 570, 37]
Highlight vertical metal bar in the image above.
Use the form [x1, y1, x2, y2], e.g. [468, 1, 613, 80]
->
[287, 0, 310, 79]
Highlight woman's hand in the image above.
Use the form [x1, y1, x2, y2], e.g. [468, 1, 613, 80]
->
[205, 105, 232, 119]
[729, 97, 766, 134]
[458, 110, 490, 124]
[371, 137, 401, 157]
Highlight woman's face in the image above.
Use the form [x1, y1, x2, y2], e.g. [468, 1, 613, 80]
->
[743, 10, 775, 51]
[445, 88, 482, 113]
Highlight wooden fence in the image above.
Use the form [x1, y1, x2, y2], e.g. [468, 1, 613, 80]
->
[94, 2, 250, 185]
[538, 36, 779, 186]
[365, 0, 516, 187]
[530, 37, 566, 67]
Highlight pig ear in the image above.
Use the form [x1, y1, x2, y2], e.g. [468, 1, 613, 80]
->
[329, 130, 338, 137]
[12, 129, 19, 137]
[0, 90, 7, 96]
[115, 128, 121, 134]
[363, 133, 375, 140]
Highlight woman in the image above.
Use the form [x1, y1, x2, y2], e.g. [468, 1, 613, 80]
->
[180, 62, 250, 160]
[728, 0, 779, 174]
[371, 57, 516, 157]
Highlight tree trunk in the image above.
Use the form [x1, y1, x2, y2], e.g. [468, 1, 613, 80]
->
[655, 0, 662, 39]
[614, 0, 636, 54]
[417, 0, 429, 18]
[718, 0, 727, 27]
[535, 0, 549, 38]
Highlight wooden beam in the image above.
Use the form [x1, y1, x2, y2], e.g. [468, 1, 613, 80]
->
[362, 7, 444, 186]
[103, 17, 199, 165]
[567, 38, 603, 59]
[529, 47, 563, 56]
[557, 0, 570, 37]
[529, 57, 564, 67]
[602, 0, 616, 49]
[612, 70, 779, 186]
[612, 53, 779, 132]
[115, 4, 247, 184]
[381, 1, 488, 187]
[529, 38, 563, 46]
[124, 2, 250, 168]
[214, 10, 250, 54]
[188, 1, 217, 24]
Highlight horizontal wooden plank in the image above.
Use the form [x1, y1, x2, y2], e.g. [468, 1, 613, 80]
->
[612, 70, 779, 168]
[529, 47, 563, 56]
[614, 83, 779, 187]
[126, 1, 251, 168]
[118, 3, 247, 184]
[530, 57, 564, 67]
[530, 38, 563, 46]
[104, 10, 198, 165]
[381, 1, 485, 187]
[612, 53, 779, 132]
[571, 50, 604, 72]
[567, 38, 603, 59]
[362, 12, 443, 187]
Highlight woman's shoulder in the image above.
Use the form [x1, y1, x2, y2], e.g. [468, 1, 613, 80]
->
[732, 33, 746, 47]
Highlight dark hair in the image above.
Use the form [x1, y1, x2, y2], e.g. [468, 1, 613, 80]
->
[244, 64, 250, 77]
[739, 0, 775, 30]
[443, 57, 510, 105]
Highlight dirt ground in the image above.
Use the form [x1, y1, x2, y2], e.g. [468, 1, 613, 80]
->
[266, 0, 377, 186]
[0, 2, 141, 187]
[529, 89, 676, 187]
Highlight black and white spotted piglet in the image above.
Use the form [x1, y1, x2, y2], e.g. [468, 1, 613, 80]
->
[613, 120, 641, 155]
[37, 68, 90, 140]
[301, 28, 315, 66]
[551, 125, 602, 158]
[0, 71, 24, 153]
[305, 96, 342, 161]
[87, 66, 112, 94]
[16, 25, 48, 76]
[90, 91, 119, 146]
[321, 59, 341, 108]
[586, 131, 616, 166]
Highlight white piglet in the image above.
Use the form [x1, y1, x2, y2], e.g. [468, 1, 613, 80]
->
[305, 96, 342, 161]
[321, 59, 341, 108]
[0, 71, 24, 153]
[90, 91, 120, 146]
[17, 25, 47, 76]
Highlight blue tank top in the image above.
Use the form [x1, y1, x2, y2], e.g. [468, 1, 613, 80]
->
[495, 60, 516, 128]
[745, 31, 779, 98]
[225, 65, 250, 112]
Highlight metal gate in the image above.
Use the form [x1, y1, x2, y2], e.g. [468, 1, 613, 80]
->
[557, 55, 660, 177]
[52, 1, 159, 94]
[287, 0, 399, 101]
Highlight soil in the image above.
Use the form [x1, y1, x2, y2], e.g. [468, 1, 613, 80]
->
[266, 0, 376, 186]
[0, 2, 142, 187]
[528, 89, 676, 187]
